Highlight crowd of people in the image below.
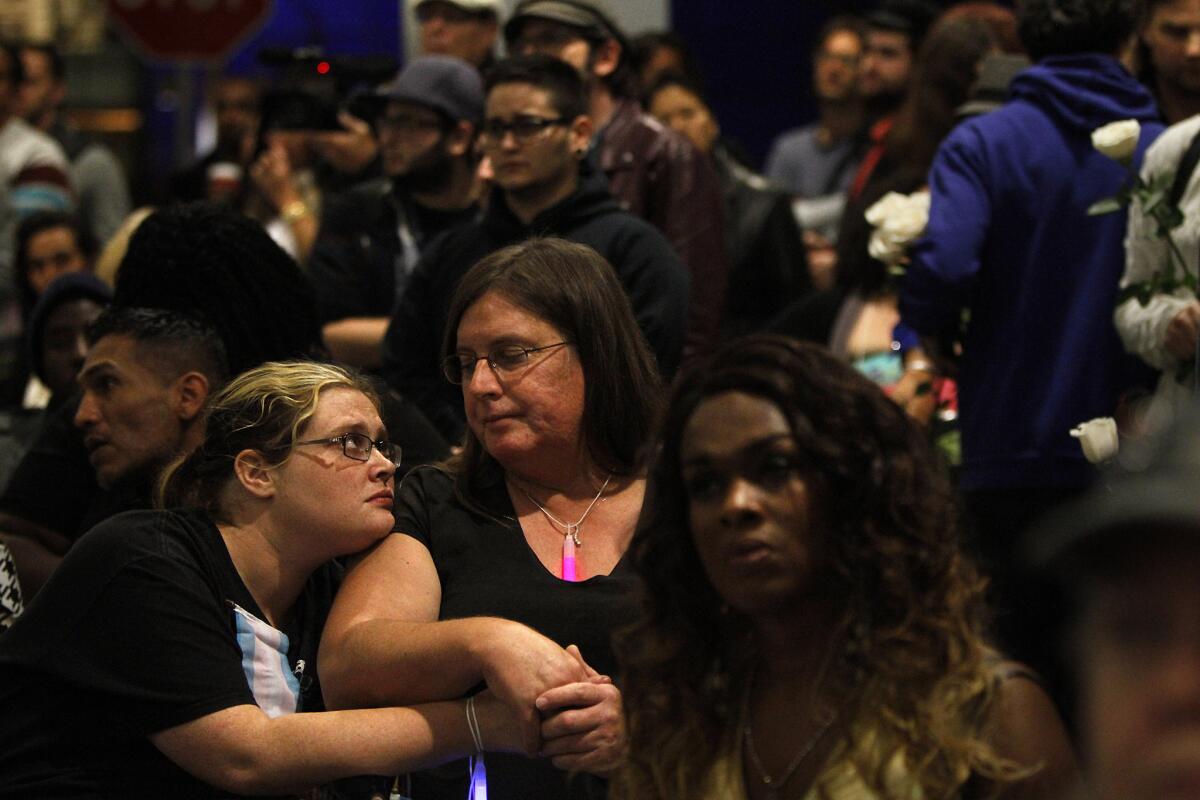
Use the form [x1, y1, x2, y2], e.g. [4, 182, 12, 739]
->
[0, 0, 1198, 798]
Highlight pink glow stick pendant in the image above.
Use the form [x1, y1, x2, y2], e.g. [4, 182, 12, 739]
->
[561, 529, 579, 582]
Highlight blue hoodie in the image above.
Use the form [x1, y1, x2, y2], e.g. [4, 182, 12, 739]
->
[900, 55, 1163, 492]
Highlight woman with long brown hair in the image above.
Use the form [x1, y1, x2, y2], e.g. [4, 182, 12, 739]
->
[320, 238, 663, 798]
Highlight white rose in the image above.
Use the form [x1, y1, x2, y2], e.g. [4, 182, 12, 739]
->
[1091, 119, 1140, 163]
[864, 192, 909, 226]
[866, 190, 930, 265]
[868, 226, 906, 265]
[1070, 417, 1119, 463]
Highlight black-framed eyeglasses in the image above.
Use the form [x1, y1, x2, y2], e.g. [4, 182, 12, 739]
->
[479, 116, 567, 145]
[442, 341, 571, 384]
[292, 432, 402, 467]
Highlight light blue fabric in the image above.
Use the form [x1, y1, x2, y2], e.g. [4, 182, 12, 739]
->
[232, 602, 300, 718]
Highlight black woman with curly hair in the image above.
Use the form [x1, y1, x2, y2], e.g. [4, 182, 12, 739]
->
[614, 335, 1080, 800]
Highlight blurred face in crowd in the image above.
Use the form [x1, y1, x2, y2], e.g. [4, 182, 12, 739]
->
[0, 49, 18, 121]
[481, 81, 588, 202]
[647, 83, 718, 155]
[859, 28, 913, 101]
[40, 297, 104, 398]
[214, 77, 261, 156]
[376, 100, 454, 182]
[681, 392, 826, 620]
[509, 18, 615, 80]
[638, 43, 686, 90]
[1077, 539, 1200, 800]
[25, 225, 88, 296]
[815, 29, 863, 103]
[18, 48, 61, 125]
[1143, 0, 1200, 96]
[74, 334, 190, 490]
[416, 1, 498, 67]
[264, 128, 318, 169]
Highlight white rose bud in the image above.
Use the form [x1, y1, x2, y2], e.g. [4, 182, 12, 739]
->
[1091, 119, 1140, 164]
[1070, 417, 1119, 463]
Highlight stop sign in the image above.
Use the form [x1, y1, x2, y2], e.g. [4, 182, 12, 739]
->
[105, 0, 274, 62]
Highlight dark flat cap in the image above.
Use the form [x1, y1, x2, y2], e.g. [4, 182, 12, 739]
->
[504, 0, 622, 44]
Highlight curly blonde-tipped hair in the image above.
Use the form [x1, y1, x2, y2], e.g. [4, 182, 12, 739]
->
[157, 360, 380, 520]
[614, 336, 1033, 799]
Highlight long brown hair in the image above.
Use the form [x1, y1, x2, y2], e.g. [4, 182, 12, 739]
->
[615, 336, 1025, 799]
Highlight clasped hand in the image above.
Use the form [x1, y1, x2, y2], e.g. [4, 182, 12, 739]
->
[536, 644, 625, 775]
[481, 627, 624, 774]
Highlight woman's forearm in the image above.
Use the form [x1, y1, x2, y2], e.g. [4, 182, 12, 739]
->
[152, 695, 517, 796]
[320, 616, 514, 709]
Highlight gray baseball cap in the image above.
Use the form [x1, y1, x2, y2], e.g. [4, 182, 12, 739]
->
[364, 55, 484, 123]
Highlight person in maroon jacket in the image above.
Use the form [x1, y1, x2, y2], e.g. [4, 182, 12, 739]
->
[505, 0, 729, 357]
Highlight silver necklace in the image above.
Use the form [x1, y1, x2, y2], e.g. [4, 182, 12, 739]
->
[518, 473, 612, 546]
[742, 680, 836, 800]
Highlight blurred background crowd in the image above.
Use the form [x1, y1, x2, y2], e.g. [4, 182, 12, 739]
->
[0, 1, 1199, 799]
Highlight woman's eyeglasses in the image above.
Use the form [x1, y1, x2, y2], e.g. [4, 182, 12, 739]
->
[442, 341, 571, 384]
[293, 432, 402, 467]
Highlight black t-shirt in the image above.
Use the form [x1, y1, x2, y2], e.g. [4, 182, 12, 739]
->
[310, 181, 478, 325]
[394, 466, 637, 800]
[0, 394, 99, 537]
[0, 507, 339, 799]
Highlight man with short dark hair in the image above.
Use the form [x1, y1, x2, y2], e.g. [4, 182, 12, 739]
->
[765, 16, 867, 199]
[847, 0, 940, 199]
[381, 56, 688, 440]
[74, 307, 226, 493]
[169, 75, 262, 203]
[504, 0, 727, 356]
[898, 0, 1162, 682]
[411, 0, 501, 70]
[311, 56, 483, 369]
[0, 44, 71, 229]
[18, 44, 131, 245]
[0, 306, 226, 598]
[1138, 0, 1200, 123]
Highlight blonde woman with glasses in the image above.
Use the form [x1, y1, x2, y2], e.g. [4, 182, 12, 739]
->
[0, 360, 525, 798]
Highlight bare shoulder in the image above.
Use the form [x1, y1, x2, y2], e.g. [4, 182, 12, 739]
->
[985, 660, 1085, 800]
